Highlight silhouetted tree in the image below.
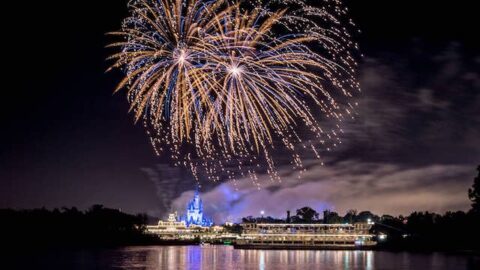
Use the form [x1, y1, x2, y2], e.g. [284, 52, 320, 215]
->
[296, 207, 319, 222]
[356, 211, 378, 223]
[343, 209, 357, 223]
[241, 215, 284, 223]
[242, 216, 255, 223]
[323, 210, 342, 224]
[468, 165, 480, 213]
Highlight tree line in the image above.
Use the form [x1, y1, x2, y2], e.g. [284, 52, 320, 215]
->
[0, 204, 158, 247]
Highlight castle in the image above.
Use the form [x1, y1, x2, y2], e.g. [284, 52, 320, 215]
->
[182, 190, 213, 227]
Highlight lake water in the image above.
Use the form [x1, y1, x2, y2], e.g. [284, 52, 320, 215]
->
[5, 246, 479, 269]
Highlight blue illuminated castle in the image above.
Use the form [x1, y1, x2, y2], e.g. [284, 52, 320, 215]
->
[181, 190, 213, 227]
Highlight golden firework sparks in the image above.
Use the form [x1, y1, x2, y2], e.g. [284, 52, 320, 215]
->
[108, 0, 360, 187]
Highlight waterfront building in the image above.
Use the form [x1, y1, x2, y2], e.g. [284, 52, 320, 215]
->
[146, 213, 187, 232]
[235, 222, 376, 249]
[146, 213, 234, 242]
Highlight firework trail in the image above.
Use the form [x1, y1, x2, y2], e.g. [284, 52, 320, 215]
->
[108, 0, 360, 187]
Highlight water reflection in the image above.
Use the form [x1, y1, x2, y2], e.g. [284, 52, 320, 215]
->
[109, 246, 475, 270]
[259, 250, 265, 270]
[5, 246, 477, 269]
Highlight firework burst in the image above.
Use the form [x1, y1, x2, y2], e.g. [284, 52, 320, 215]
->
[108, 0, 360, 187]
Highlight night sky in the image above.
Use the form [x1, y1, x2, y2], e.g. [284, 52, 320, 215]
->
[2, 0, 479, 221]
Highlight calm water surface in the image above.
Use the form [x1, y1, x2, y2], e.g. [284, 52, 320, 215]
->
[6, 246, 480, 270]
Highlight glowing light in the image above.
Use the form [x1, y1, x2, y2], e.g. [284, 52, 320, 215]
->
[228, 65, 242, 77]
[107, 0, 360, 184]
[176, 49, 187, 65]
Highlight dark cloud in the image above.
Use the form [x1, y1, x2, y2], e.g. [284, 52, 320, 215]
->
[336, 43, 480, 165]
